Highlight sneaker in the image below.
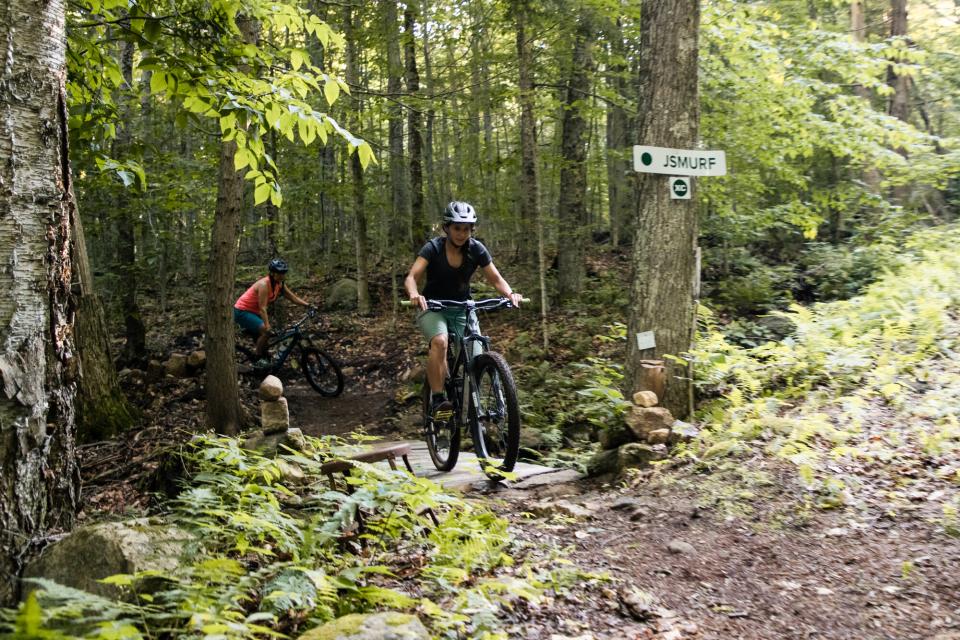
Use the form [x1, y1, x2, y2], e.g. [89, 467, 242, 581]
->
[429, 397, 454, 423]
[254, 357, 272, 370]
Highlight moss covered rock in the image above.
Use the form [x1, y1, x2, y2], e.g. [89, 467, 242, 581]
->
[297, 612, 429, 640]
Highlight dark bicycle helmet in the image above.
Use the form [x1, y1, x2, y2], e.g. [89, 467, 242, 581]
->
[268, 258, 289, 274]
[443, 201, 478, 225]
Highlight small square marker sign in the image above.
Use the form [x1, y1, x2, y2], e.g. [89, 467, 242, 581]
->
[670, 177, 691, 199]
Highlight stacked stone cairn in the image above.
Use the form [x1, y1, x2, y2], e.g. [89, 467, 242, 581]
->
[258, 375, 289, 434]
[587, 390, 677, 477]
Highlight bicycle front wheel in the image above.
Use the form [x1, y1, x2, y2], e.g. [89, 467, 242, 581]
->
[423, 382, 461, 471]
[470, 351, 520, 479]
[300, 348, 344, 397]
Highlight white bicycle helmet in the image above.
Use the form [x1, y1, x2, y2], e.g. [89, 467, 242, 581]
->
[443, 201, 478, 224]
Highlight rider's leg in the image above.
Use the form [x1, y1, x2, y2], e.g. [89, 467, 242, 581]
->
[255, 324, 270, 358]
[427, 333, 448, 394]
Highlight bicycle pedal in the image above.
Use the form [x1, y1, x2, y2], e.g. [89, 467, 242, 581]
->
[432, 409, 454, 422]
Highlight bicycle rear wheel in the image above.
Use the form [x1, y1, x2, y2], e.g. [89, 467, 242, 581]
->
[423, 381, 461, 472]
[470, 351, 520, 479]
[300, 347, 344, 397]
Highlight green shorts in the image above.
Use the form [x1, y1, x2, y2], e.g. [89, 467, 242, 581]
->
[416, 308, 466, 342]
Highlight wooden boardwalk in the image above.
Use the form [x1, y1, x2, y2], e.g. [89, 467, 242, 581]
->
[398, 439, 583, 492]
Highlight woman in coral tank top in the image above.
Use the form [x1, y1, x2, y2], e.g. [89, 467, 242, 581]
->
[234, 258, 314, 365]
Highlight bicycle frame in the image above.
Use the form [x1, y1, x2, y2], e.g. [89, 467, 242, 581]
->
[425, 298, 512, 423]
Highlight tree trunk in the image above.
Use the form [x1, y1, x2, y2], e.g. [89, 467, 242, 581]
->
[346, 4, 372, 314]
[513, 0, 550, 349]
[556, 9, 595, 305]
[0, 0, 80, 604]
[72, 193, 138, 443]
[115, 38, 146, 363]
[887, 0, 911, 204]
[421, 0, 440, 218]
[624, 0, 701, 418]
[382, 0, 409, 248]
[606, 18, 631, 248]
[405, 5, 427, 247]
[204, 16, 260, 435]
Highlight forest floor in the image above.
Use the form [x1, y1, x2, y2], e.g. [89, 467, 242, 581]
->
[80, 281, 960, 640]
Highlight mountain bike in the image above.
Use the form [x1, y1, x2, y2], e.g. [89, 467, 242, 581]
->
[402, 297, 525, 480]
[235, 308, 344, 397]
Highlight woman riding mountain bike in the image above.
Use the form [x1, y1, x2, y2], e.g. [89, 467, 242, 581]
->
[404, 201, 524, 422]
[234, 258, 315, 369]
[404, 201, 525, 478]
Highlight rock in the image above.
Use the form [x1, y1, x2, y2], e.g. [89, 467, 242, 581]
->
[325, 278, 359, 311]
[619, 442, 660, 469]
[146, 359, 165, 382]
[632, 390, 659, 407]
[119, 368, 145, 384]
[259, 375, 284, 401]
[646, 428, 671, 445]
[276, 459, 307, 486]
[261, 397, 290, 434]
[670, 419, 700, 442]
[620, 586, 658, 621]
[164, 353, 189, 378]
[244, 427, 308, 457]
[624, 406, 674, 440]
[587, 443, 660, 477]
[186, 350, 206, 369]
[23, 519, 192, 599]
[519, 426, 553, 451]
[527, 499, 594, 520]
[598, 421, 636, 450]
[297, 611, 429, 640]
[667, 539, 696, 555]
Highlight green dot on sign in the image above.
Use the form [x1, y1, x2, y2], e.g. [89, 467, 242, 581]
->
[641, 152, 652, 166]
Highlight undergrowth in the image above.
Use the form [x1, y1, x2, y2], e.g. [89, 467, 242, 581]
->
[0, 435, 579, 639]
[685, 224, 960, 520]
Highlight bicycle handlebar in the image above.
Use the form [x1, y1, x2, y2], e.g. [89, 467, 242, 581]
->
[400, 297, 531, 310]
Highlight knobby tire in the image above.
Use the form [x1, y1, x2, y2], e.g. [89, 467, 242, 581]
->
[470, 351, 520, 479]
[300, 347, 344, 397]
[423, 368, 461, 472]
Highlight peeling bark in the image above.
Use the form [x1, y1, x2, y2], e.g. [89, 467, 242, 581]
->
[0, 0, 80, 604]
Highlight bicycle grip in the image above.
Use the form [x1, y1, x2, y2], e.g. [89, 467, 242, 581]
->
[400, 300, 413, 307]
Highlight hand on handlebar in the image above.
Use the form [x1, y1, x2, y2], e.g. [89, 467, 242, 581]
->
[408, 293, 428, 311]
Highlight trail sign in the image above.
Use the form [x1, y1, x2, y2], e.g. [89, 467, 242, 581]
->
[669, 177, 691, 199]
[634, 145, 726, 176]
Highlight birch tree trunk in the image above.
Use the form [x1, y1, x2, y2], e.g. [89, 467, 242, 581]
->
[0, 0, 80, 603]
[204, 16, 260, 435]
[624, 0, 701, 417]
[556, 9, 595, 305]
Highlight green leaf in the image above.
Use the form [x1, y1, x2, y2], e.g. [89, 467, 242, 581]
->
[235, 148, 252, 171]
[323, 79, 340, 107]
[143, 18, 161, 43]
[357, 142, 375, 170]
[270, 186, 282, 207]
[254, 182, 270, 205]
[149, 71, 166, 95]
[290, 49, 306, 71]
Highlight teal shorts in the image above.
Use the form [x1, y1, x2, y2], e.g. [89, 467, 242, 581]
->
[416, 308, 466, 342]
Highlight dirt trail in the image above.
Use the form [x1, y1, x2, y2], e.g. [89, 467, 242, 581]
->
[280, 365, 960, 640]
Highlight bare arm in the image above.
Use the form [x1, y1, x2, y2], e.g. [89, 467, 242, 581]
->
[256, 281, 271, 331]
[481, 263, 522, 307]
[405, 256, 429, 310]
[282, 285, 311, 307]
